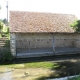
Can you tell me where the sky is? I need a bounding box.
[0,0,80,20]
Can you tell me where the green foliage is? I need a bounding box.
[2,51,13,61]
[70,20,80,32]
[69,75,80,80]
[3,18,8,25]
[0,21,10,38]
[6,27,9,34]
[0,21,3,32]
[2,26,10,38]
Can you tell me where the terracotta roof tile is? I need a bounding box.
[9,11,77,33]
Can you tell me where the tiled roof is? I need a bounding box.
[10,11,77,33]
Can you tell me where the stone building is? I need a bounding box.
[10,11,80,58]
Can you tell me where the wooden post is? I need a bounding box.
[52,35,55,54]
[28,41,30,51]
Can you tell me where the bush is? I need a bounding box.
[70,20,80,32]
[2,51,13,61]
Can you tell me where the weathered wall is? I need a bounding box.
[55,34,76,47]
[74,34,80,47]
[16,33,53,48]
[10,33,16,57]
[55,33,80,47]
[10,33,80,57]
[15,33,80,48]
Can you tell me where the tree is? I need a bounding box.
[0,21,4,37]
[70,20,80,32]
[3,18,8,25]
[0,21,4,32]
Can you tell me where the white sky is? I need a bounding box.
[0,0,80,19]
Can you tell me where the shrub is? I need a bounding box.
[70,20,80,32]
[1,51,13,61]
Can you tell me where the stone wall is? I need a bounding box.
[55,33,80,47]
[55,34,76,47]
[10,33,16,57]
[74,34,80,47]
[10,33,80,57]
[16,33,53,48]
[15,33,80,48]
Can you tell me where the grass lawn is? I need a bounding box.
[0,61,59,69]
[0,61,59,80]
[0,57,80,80]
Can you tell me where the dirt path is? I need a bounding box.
[0,68,12,80]
[13,68,54,80]
[0,68,54,80]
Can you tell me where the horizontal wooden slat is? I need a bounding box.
[0,37,9,47]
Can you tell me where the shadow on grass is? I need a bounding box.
[35,61,80,80]
[0,54,80,65]
[0,54,80,80]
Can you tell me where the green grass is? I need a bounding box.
[0,62,59,69]
[24,62,58,68]
[69,75,80,80]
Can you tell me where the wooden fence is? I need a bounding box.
[0,37,10,59]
